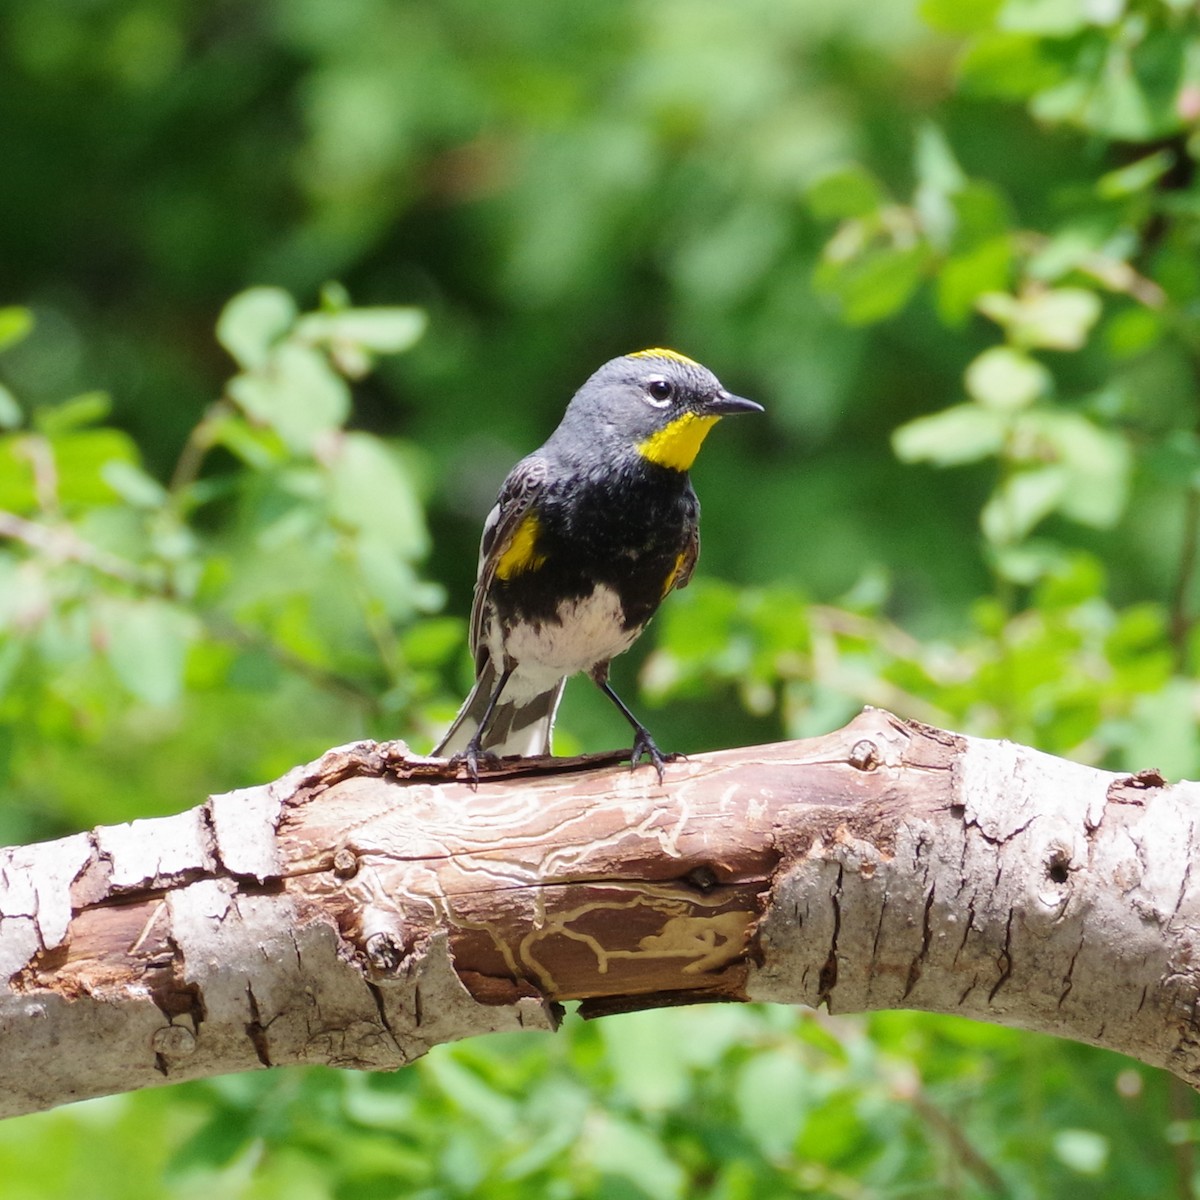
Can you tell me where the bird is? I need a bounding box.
[435,348,763,781]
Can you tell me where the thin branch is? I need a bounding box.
[904,1082,1008,1196]
[167,400,230,497]
[0,510,159,589]
[207,614,384,713]
[0,511,380,711]
[1170,485,1200,672]
[1170,1075,1198,1200]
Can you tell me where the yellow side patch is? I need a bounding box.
[662,550,689,598]
[629,347,700,368]
[637,412,719,472]
[494,512,546,580]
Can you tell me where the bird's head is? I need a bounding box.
[559,348,763,472]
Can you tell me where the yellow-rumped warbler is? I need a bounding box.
[436,349,762,779]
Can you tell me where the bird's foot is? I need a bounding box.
[629,726,679,784]
[448,739,502,789]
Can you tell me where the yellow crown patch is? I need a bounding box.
[629,347,700,368]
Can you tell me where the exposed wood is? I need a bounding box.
[1,708,1198,1118]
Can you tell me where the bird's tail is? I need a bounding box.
[434,659,565,759]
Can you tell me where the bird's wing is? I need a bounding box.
[468,455,550,666]
[667,498,701,595]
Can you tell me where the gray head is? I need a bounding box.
[549,348,762,471]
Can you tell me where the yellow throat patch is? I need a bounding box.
[630,347,700,368]
[494,512,546,580]
[636,412,719,472]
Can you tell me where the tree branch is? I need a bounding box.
[1,708,1198,1118]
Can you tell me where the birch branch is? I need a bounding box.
[1,707,1196,1119]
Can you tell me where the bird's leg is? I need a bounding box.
[454,664,514,785]
[592,666,673,783]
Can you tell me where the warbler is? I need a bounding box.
[435,348,762,780]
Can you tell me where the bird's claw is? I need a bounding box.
[629,726,677,784]
[449,741,502,789]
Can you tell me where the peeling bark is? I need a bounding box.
[2,708,1199,1118]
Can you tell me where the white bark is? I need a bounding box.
[0,709,1196,1118]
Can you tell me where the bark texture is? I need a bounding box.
[0,708,1197,1118]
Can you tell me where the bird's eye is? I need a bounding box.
[645,378,674,406]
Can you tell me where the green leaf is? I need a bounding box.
[734,1052,812,1159]
[914,123,966,248]
[0,384,22,430]
[228,343,349,452]
[806,164,886,221]
[598,1010,692,1111]
[980,465,1068,543]
[998,0,1092,35]
[584,1114,686,1200]
[295,307,427,354]
[1146,430,1200,489]
[1025,226,1120,284]
[1031,27,1186,140]
[165,1107,258,1180]
[422,1053,518,1139]
[206,413,289,471]
[34,392,112,436]
[938,236,1013,325]
[949,181,1012,247]
[327,433,428,558]
[0,436,36,510]
[815,241,928,325]
[401,616,466,667]
[965,347,1051,411]
[1035,551,1106,609]
[99,598,196,706]
[216,287,298,370]
[957,32,1062,99]
[100,460,168,509]
[977,287,1102,350]
[920,0,1003,33]
[1104,306,1163,357]
[1025,410,1131,527]
[1097,148,1176,198]
[988,540,1072,585]
[893,403,1008,466]
[53,429,142,506]
[0,307,33,354]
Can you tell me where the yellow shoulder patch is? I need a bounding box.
[661,549,689,598]
[629,347,700,368]
[494,511,546,580]
[637,412,719,472]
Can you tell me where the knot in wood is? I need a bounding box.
[848,739,880,772]
[1046,848,1071,886]
[365,931,403,973]
[332,847,360,879]
[686,865,720,894]
[151,1024,197,1058]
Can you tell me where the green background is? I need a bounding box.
[3,0,1200,1194]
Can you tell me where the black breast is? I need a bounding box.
[496,458,698,632]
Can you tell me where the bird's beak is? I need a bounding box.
[706,390,764,416]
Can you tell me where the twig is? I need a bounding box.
[0,510,159,589]
[1170,486,1200,672]
[168,400,230,497]
[1170,1075,1197,1200]
[203,614,383,713]
[0,510,381,711]
[906,1085,1008,1196]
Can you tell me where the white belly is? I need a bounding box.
[491,584,640,697]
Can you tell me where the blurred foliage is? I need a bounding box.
[4,0,1200,1195]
